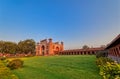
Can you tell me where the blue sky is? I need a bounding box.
[0,0,120,49]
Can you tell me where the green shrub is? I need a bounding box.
[96,50,108,58]
[0,60,18,79]
[96,57,114,67]
[7,59,24,70]
[96,57,120,79]
[100,62,120,79]
[0,56,6,61]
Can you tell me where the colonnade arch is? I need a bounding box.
[59,50,97,55]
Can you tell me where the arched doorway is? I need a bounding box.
[41,45,45,55]
[55,47,59,55]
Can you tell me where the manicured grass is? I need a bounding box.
[12,55,102,79]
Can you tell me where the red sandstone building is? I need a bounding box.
[36,38,104,56]
[36,38,64,55]
[106,34,120,63]
[36,34,120,57]
[58,48,104,55]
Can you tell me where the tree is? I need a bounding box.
[0,41,4,53]
[82,45,89,49]
[0,41,18,54]
[18,39,35,54]
[100,45,106,48]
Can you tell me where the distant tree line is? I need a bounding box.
[0,39,35,54]
[82,45,89,49]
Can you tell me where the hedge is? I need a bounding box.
[0,60,18,79]
[7,59,24,70]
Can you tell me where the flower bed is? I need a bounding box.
[96,57,120,79]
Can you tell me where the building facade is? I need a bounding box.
[106,34,120,63]
[36,38,104,56]
[58,48,104,55]
[36,38,64,55]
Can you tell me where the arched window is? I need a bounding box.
[41,45,45,55]
[54,47,59,55]
[56,47,59,51]
[88,52,90,55]
[92,51,94,54]
[84,52,86,55]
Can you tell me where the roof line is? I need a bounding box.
[106,34,120,49]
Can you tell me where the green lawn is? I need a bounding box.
[12,55,102,79]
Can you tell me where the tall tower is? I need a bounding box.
[61,41,64,51]
[48,38,53,55]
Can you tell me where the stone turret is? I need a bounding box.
[48,38,53,55]
[61,41,63,45]
[49,38,52,43]
[61,41,64,51]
